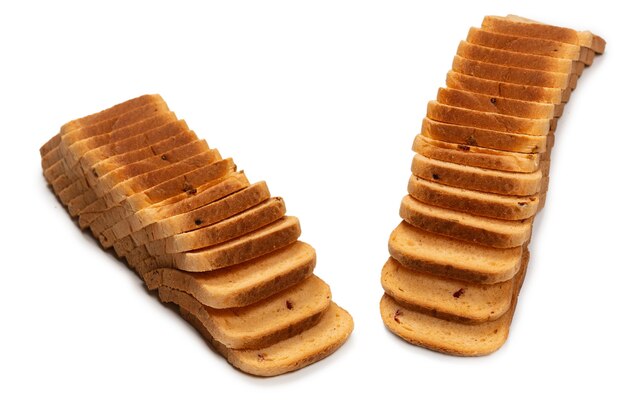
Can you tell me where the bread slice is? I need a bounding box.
[127,172,250,232]
[452,55,571,89]
[413,135,541,173]
[158,274,331,349]
[422,117,550,153]
[436,88,563,120]
[411,152,543,196]
[123,182,271,246]
[380,248,528,356]
[146,197,287,255]
[143,241,316,308]
[179,302,353,377]
[446,70,568,105]
[400,195,532,248]
[381,257,514,323]
[466,27,592,62]
[457,40,579,74]
[389,221,522,283]
[482,15,606,53]
[408,175,540,220]
[40,134,61,159]
[427,101,551,136]
[173,216,301,272]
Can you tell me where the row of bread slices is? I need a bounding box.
[40,95,353,376]
[380,15,605,355]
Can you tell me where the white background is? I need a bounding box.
[1,1,624,416]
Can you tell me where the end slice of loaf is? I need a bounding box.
[179,301,353,377]
[381,257,514,323]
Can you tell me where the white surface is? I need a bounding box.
[1,1,624,416]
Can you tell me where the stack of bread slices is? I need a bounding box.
[40,95,353,376]
[380,15,605,355]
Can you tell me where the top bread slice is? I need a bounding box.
[482,15,606,53]
[466,27,593,62]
